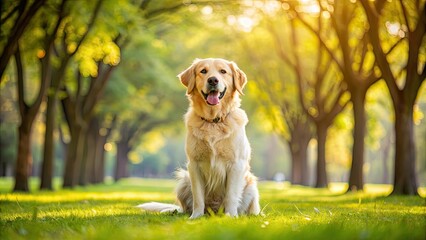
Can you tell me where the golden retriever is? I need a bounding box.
[138,58,260,219]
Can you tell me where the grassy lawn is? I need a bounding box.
[0,178,425,240]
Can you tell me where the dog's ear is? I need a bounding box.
[177,60,198,95]
[229,61,247,95]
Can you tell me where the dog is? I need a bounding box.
[138,58,260,219]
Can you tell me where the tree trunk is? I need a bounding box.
[115,141,130,181]
[62,134,75,187]
[40,57,69,190]
[13,46,48,192]
[93,132,107,183]
[13,122,33,192]
[85,119,98,184]
[381,131,391,184]
[315,121,328,188]
[0,161,6,177]
[348,89,366,191]
[90,116,111,184]
[62,124,84,188]
[289,121,311,186]
[289,141,307,185]
[40,94,56,190]
[78,130,90,186]
[392,103,418,195]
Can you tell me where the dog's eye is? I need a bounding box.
[220,69,227,74]
[200,69,207,74]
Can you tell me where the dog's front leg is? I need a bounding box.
[188,162,205,219]
[224,160,246,217]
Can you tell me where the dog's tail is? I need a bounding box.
[136,202,182,213]
[137,169,189,214]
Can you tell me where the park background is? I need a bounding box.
[0,0,425,194]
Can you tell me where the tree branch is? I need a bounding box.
[69,0,103,57]
[356,34,368,75]
[1,2,20,24]
[326,87,349,124]
[60,85,76,134]
[74,70,85,127]
[14,45,27,117]
[365,68,381,89]
[267,20,296,68]
[360,0,400,103]
[294,11,344,73]
[288,19,311,121]
[45,0,67,50]
[0,0,47,80]
[421,64,426,82]
[83,63,115,117]
[399,0,411,33]
[384,37,404,56]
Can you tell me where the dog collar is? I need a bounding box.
[200,111,231,123]
[201,116,222,123]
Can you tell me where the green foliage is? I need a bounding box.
[0,178,425,240]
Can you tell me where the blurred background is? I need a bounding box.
[0,0,425,193]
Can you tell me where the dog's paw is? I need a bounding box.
[225,212,239,218]
[224,206,238,217]
[189,212,204,219]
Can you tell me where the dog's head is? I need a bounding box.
[178,58,247,106]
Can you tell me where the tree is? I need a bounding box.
[61,59,118,187]
[84,115,115,184]
[265,8,349,187]
[241,37,314,185]
[39,0,101,190]
[105,39,183,181]
[59,0,204,187]
[0,78,18,177]
[59,0,139,188]
[360,0,425,195]
[0,0,47,79]
[11,0,66,191]
[114,113,176,181]
[238,4,348,186]
[12,47,45,192]
[292,0,390,191]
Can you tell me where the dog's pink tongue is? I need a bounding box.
[207,91,220,105]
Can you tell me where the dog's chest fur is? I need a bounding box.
[185,108,249,194]
[188,119,237,163]
[185,108,248,163]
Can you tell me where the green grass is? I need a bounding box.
[0,178,425,240]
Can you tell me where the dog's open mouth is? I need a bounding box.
[202,87,227,105]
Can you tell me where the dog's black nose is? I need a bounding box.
[208,77,218,86]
